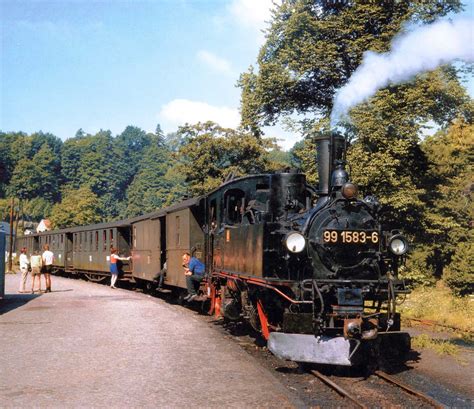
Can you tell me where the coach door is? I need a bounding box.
[159,216,166,274]
[33,236,40,252]
[65,233,74,268]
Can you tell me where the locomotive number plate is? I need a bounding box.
[323,230,379,245]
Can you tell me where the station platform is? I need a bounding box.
[0,272,302,408]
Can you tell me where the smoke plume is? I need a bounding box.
[330,18,474,127]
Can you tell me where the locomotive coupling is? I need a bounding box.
[344,317,379,340]
[344,318,362,338]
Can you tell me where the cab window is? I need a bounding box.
[224,189,245,225]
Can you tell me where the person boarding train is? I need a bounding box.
[182,252,205,302]
[110,247,131,289]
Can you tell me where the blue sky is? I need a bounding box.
[1,0,473,150]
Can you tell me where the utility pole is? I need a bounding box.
[8,197,14,273]
[14,199,21,243]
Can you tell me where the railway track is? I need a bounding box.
[373,370,443,408]
[311,369,366,408]
[311,369,444,408]
[406,317,473,334]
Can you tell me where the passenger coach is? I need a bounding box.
[18,196,207,292]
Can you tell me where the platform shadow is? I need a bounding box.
[49,289,74,293]
[0,293,41,315]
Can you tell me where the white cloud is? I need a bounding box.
[227,0,276,45]
[159,99,301,150]
[197,50,234,75]
[262,124,302,151]
[159,99,240,129]
[228,0,274,30]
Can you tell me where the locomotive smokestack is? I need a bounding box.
[314,131,345,195]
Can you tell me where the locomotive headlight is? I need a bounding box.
[342,183,358,200]
[285,232,306,253]
[388,235,408,256]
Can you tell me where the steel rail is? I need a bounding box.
[311,370,367,409]
[406,318,473,334]
[374,371,443,409]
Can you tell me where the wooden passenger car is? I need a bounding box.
[130,197,206,289]
[16,197,207,288]
[18,220,133,278]
[17,231,67,267]
[66,220,132,278]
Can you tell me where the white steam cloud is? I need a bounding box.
[330,18,474,127]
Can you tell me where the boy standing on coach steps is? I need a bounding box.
[42,244,54,293]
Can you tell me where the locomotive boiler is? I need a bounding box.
[209,132,410,366]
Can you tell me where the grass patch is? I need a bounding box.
[399,281,473,334]
[411,334,460,356]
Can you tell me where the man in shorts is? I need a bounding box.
[42,244,54,293]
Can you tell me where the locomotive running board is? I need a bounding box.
[268,333,360,366]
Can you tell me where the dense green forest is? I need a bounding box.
[1,0,472,295]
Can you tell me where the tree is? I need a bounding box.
[50,186,102,228]
[345,68,470,229]
[175,122,276,195]
[123,136,181,217]
[0,132,27,197]
[239,0,462,132]
[23,197,53,222]
[60,130,130,220]
[420,115,474,294]
[444,242,473,296]
[61,132,91,190]
[115,125,153,185]
[7,144,60,202]
[239,1,469,288]
[29,132,62,158]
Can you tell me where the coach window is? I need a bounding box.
[110,229,114,248]
[133,226,137,248]
[95,231,99,251]
[103,230,107,251]
[224,189,245,225]
[176,216,180,246]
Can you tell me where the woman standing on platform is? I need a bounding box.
[30,250,43,293]
[110,247,130,289]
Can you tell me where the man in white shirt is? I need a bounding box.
[18,247,30,293]
[42,244,54,293]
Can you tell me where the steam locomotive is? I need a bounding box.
[17,132,410,366]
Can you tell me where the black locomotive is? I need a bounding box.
[17,132,410,366]
[209,132,410,366]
